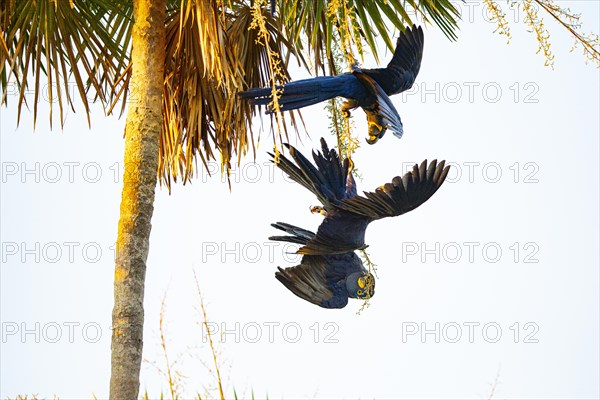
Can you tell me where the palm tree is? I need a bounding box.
[10,0,595,397]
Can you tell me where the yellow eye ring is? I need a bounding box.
[357,289,363,296]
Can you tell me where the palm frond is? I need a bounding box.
[278,0,459,73]
[0,0,129,128]
[2,0,460,188]
[156,0,300,188]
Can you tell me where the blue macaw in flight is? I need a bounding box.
[240,25,424,144]
[269,138,450,308]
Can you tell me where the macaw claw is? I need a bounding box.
[310,205,328,216]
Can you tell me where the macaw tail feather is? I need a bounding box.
[269,222,315,245]
[239,75,358,112]
[267,138,356,209]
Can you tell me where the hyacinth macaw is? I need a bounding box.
[271,222,375,308]
[269,138,449,308]
[240,25,424,144]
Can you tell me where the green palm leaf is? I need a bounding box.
[278,0,459,70]
[0,0,129,128]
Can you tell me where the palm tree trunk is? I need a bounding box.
[110,1,165,399]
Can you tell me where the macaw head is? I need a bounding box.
[346,272,375,299]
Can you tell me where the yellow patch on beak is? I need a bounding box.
[358,276,366,288]
[368,121,383,131]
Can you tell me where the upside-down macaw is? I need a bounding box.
[269,138,450,308]
[271,222,375,309]
[240,25,424,144]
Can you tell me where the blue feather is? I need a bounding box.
[239,74,366,112]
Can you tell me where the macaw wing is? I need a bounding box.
[275,255,349,309]
[354,71,404,141]
[339,160,450,220]
[385,24,424,94]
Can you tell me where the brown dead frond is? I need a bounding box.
[157,0,301,189]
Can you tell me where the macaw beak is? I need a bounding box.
[366,135,379,145]
[366,121,387,144]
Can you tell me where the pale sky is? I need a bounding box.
[1,2,599,399]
